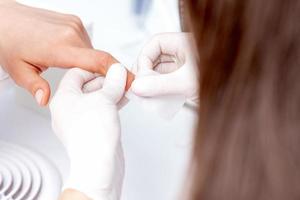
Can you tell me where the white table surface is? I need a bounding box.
[0,1,197,199]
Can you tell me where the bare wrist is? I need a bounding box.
[60,189,92,200]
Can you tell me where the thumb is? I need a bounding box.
[12,63,50,106]
[131,70,185,97]
[101,63,127,104]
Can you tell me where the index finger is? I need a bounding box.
[42,47,135,90]
[58,68,95,95]
[41,47,117,75]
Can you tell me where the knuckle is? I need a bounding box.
[72,21,84,33]
[103,53,114,66]
[30,81,40,91]
[142,34,164,51]
[69,14,81,22]
[11,73,27,88]
[95,51,114,67]
[62,26,79,39]
[68,15,84,31]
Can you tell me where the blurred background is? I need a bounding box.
[0,0,197,199]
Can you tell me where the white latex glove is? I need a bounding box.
[131,32,199,105]
[50,63,127,200]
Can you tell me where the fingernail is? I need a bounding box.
[35,89,44,105]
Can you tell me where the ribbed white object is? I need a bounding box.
[0,141,61,200]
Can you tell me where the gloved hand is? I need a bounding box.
[50,64,127,200]
[131,32,199,105]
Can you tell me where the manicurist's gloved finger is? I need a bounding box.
[58,68,96,95]
[101,63,127,103]
[130,33,199,103]
[135,33,187,73]
[9,62,50,106]
[82,76,105,93]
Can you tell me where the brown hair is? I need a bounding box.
[184,0,300,199]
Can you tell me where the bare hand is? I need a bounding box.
[0,1,116,106]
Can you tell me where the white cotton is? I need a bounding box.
[126,69,186,120]
[126,89,185,120]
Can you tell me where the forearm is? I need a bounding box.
[60,189,92,200]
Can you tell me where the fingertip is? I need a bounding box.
[102,63,127,103]
[35,89,44,105]
[33,82,51,106]
[92,50,118,75]
[9,62,51,107]
[130,79,145,96]
[108,63,127,78]
[105,63,127,90]
[131,76,160,97]
[41,88,51,106]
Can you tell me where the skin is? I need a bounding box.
[60,189,92,200]
[0,0,134,106]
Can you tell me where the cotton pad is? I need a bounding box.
[126,91,185,120]
[126,69,186,120]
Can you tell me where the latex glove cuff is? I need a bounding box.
[63,146,124,200]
